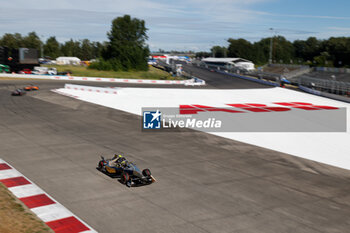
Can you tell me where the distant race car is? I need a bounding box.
[0,64,10,73]
[19,69,32,74]
[11,89,26,96]
[97,155,155,187]
[24,85,39,91]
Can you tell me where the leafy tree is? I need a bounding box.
[80,39,93,60]
[293,37,321,62]
[44,36,60,58]
[195,51,211,58]
[100,15,150,71]
[61,39,104,60]
[73,41,83,59]
[23,32,41,49]
[61,39,75,57]
[271,36,295,63]
[323,37,350,67]
[210,46,226,58]
[227,38,254,61]
[0,33,24,49]
[23,32,42,56]
[314,52,332,66]
[91,41,105,59]
[253,38,271,64]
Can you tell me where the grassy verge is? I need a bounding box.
[0,183,52,233]
[43,65,182,80]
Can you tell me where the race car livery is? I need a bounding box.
[97,155,155,187]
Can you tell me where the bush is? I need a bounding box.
[89,57,149,72]
[89,58,113,71]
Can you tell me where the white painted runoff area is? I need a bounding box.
[55,86,350,170]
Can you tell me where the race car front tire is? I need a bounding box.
[142,169,151,177]
[121,172,130,184]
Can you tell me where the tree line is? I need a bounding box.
[199,36,350,68]
[0,32,105,60]
[0,15,149,71]
[3,22,350,69]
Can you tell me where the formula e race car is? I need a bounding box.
[11,88,26,96]
[97,156,155,187]
[24,85,39,91]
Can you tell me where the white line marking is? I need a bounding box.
[31,203,73,222]
[0,170,23,180]
[9,184,44,198]
[80,230,98,233]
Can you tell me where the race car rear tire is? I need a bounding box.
[121,172,130,184]
[142,169,151,177]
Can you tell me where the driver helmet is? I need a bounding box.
[120,160,128,167]
[116,154,125,162]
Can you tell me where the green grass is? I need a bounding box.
[43,65,182,80]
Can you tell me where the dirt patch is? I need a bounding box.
[0,183,52,233]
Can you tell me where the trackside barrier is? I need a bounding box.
[0,73,206,86]
[315,67,350,74]
[64,84,119,94]
[215,70,279,87]
[299,85,322,96]
[299,76,350,95]
[299,85,350,103]
[0,159,97,233]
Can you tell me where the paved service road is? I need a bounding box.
[0,81,350,233]
[181,63,271,89]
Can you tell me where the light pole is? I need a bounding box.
[269,28,273,64]
[40,35,45,58]
[40,43,43,58]
[211,41,215,57]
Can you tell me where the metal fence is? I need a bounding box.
[299,76,350,96]
[194,62,310,83]
[250,65,312,81]
[315,67,350,74]
[194,61,251,75]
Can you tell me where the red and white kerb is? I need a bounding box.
[0,159,96,233]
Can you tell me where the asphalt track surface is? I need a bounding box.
[0,77,350,233]
[0,64,271,89]
[179,63,271,89]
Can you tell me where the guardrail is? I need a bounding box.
[217,70,279,87]
[315,67,350,74]
[299,85,350,103]
[250,65,312,81]
[299,76,350,96]
[268,64,310,69]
